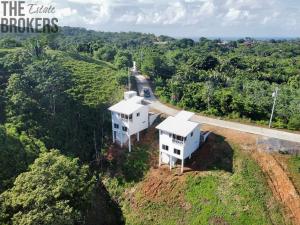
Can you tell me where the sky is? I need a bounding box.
[5,0,300,37]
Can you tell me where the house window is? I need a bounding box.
[129,114,132,120]
[122,126,128,132]
[191,132,193,137]
[173,134,184,141]
[137,112,140,117]
[121,114,129,120]
[174,148,181,155]
[162,144,169,151]
[114,123,119,129]
[160,131,168,136]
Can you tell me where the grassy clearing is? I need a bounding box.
[49,51,124,107]
[123,151,286,224]
[287,156,300,193]
[103,133,288,225]
[185,149,286,225]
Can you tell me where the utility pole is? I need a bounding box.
[269,87,279,128]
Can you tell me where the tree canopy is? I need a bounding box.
[0,150,95,225]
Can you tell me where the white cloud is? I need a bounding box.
[56,7,77,18]
[115,0,217,26]
[8,0,297,37]
[225,0,273,10]
[261,11,279,25]
[225,8,241,21]
[199,1,215,16]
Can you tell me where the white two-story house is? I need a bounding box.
[108,91,149,152]
[156,111,201,173]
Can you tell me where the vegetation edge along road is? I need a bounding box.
[134,73,300,143]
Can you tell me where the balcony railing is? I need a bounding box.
[172,139,184,145]
[121,118,132,122]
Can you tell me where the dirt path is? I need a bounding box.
[252,152,300,225]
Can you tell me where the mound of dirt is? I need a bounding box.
[129,167,188,210]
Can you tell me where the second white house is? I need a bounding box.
[156,111,201,173]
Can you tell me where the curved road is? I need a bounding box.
[134,72,300,143]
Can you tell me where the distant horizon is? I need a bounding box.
[61,25,300,41]
[50,0,300,37]
[1,0,299,37]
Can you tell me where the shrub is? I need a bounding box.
[288,114,300,130]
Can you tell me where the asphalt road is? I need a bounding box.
[134,72,300,143]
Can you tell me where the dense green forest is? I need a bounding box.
[6,27,296,129]
[0,27,299,224]
[0,28,130,224]
[136,38,300,130]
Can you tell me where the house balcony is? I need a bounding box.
[121,118,133,122]
[120,113,133,122]
[172,139,184,145]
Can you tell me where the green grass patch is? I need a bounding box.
[122,145,150,182]
[287,156,300,193]
[0,48,21,57]
[117,145,288,225]
[185,149,286,225]
[123,200,184,225]
[49,51,124,107]
[102,144,152,202]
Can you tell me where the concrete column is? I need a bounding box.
[127,117,130,151]
[121,131,123,148]
[128,134,131,152]
[189,154,191,159]
[112,129,115,143]
[137,132,140,142]
[159,151,161,167]
[112,112,115,143]
[169,155,172,171]
[181,158,184,174]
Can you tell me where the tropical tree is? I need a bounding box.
[0,125,46,191]
[0,150,95,225]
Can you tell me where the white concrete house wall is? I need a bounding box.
[156,111,201,173]
[109,91,149,152]
[183,128,201,159]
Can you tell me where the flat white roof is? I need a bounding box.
[125,91,137,95]
[156,111,199,137]
[174,111,194,121]
[124,91,137,98]
[108,100,144,115]
[127,96,144,104]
